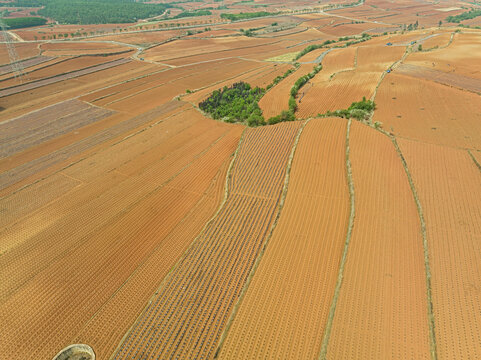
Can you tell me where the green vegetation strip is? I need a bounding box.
[467,150,481,173]
[389,135,438,360]
[220,11,279,21]
[214,119,310,359]
[318,118,355,360]
[0,16,47,29]
[447,8,481,23]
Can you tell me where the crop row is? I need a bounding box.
[114,121,302,359]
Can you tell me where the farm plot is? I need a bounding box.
[113,121,302,360]
[373,73,481,149]
[326,121,431,360]
[217,118,349,360]
[40,41,131,56]
[0,99,114,159]
[95,58,263,114]
[0,60,155,120]
[396,63,481,94]
[152,40,295,67]
[0,42,39,65]
[320,21,381,37]
[420,32,452,50]
[88,30,183,46]
[0,111,242,360]
[0,100,183,192]
[183,62,292,105]
[405,32,481,80]
[398,138,481,360]
[0,54,128,89]
[0,56,54,76]
[143,36,274,62]
[356,44,405,71]
[259,64,314,119]
[296,70,379,118]
[0,58,131,98]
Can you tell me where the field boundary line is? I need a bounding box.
[318,118,355,360]
[108,127,247,360]
[468,150,481,173]
[389,134,438,360]
[213,119,311,359]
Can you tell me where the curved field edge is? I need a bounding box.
[109,127,248,358]
[318,118,355,360]
[390,135,437,360]
[213,118,310,358]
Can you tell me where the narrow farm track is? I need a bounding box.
[325,122,431,360]
[398,139,481,360]
[113,121,302,360]
[217,118,349,360]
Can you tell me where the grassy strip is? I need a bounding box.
[266,64,299,91]
[318,118,355,360]
[389,135,438,360]
[295,34,371,62]
[213,119,310,359]
[467,150,481,173]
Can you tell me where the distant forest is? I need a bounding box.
[1,16,47,28]
[6,0,172,24]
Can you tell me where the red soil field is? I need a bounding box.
[0,57,131,97]
[0,60,156,120]
[421,32,452,49]
[398,138,481,360]
[0,42,39,65]
[356,44,405,71]
[327,121,431,360]
[406,32,481,80]
[13,23,137,41]
[88,58,262,114]
[373,73,481,149]
[297,70,379,118]
[183,63,292,105]
[297,44,402,117]
[396,63,481,93]
[113,121,302,360]
[259,64,314,119]
[218,118,349,360]
[0,108,242,360]
[88,29,183,45]
[0,99,113,159]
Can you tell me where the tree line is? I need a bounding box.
[8,0,171,24]
[1,16,47,29]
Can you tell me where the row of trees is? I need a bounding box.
[325,97,376,121]
[447,8,481,23]
[220,11,277,21]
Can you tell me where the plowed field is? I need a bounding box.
[0,109,242,360]
[326,122,430,360]
[398,139,481,360]
[259,64,314,119]
[113,121,302,360]
[373,73,481,149]
[217,118,349,360]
